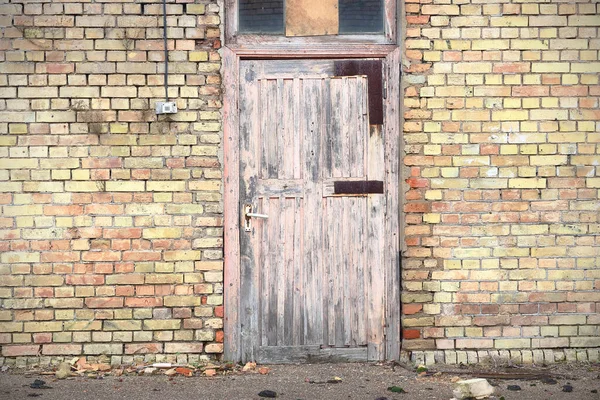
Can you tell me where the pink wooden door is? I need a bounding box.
[238,59,390,363]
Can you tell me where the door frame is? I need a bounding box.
[223,45,402,362]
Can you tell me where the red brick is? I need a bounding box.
[2,345,40,357]
[85,297,124,308]
[124,297,163,307]
[42,344,82,355]
[103,228,142,239]
[65,274,105,285]
[403,329,421,339]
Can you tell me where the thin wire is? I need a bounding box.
[162,0,169,102]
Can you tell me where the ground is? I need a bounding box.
[1,362,599,400]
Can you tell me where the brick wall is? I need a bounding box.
[0,0,224,363]
[402,0,600,362]
[1,0,599,366]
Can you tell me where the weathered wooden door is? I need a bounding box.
[238,59,396,363]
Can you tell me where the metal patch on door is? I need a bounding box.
[333,180,384,195]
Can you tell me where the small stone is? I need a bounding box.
[258,390,277,398]
[562,384,573,393]
[55,362,71,379]
[590,389,597,394]
[507,385,521,391]
[453,379,495,400]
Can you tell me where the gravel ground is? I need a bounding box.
[0,362,599,400]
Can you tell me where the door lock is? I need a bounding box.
[244,204,268,232]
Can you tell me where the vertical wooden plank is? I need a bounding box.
[330,78,342,178]
[283,197,294,345]
[342,197,351,346]
[293,78,305,346]
[340,77,350,177]
[276,79,285,179]
[224,0,237,43]
[356,197,367,346]
[384,48,401,361]
[262,198,281,346]
[293,197,304,345]
[333,199,344,347]
[366,130,385,361]
[223,48,240,361]
[347,77,358,177]
[302,78,323,345]
[384,0,397,44]
[267,80,279,179]
[239,60,261,362]
[282,79,294,180]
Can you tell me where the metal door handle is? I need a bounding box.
[246,212,268,219]
[244,204,268,232]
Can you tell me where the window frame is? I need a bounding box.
[225,0,397,46]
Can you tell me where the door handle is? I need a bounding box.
[244,204,268,232]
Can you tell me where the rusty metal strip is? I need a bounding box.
[333,180,384,195]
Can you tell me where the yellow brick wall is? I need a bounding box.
[403,0,600,355]
[0,1,224,361]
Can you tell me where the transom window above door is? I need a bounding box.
[225,0,396,45]
[239,0,384,35]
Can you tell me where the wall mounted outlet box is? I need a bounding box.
[155,101,178,115]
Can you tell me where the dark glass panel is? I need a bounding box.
[339,0,384,34]
[239,0,284,33]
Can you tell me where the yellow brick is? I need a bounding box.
[530,110,568,120]
[189,181,221,191]
[490,16,528,27]
[453,62,492,73]
[511,40,549,50]
[65,181,102,192]
[472,40,510,50]
[9,124,28,134]
[3,205,43,216]
[423,213,441,224]
[186,4,205,14]
[0,158,38,169]
[452,110,490,121]
[1,252,40,263]
[110,123,128,134]
[495,110,530,123]
[431,179,468,189]
[495,339,531,349]
[163,250,201,261]
[531,62,570,73]
[146,181,186,192]
[189,51,208,62]
[503,98,521,108]
[452,156,489,166]
[71,170,90,180]
[568,16,600,26]
[105,181,145,192]
[142,228,183,239]
[423,145,441,156]
[530,155,568,166]
[508,178,547,188]
[51,170,71,180]
[165,204,204,214]
[571,63,600,73]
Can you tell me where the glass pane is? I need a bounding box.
[339,0,384,34]
[239,0,284,34]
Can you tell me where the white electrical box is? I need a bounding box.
[155,101,178,115]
